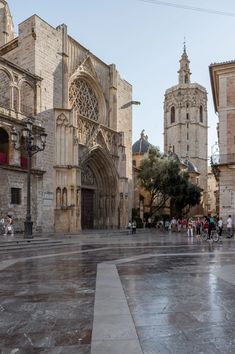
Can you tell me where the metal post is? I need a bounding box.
[24,147,33,238]
[11,120,47,239]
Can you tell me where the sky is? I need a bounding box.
[7,0,235,154]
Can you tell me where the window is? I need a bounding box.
[187,132,189,140]
[69,78,99,121]
[11,188,21,205]
[185,75,189,84]
[133,160,136,166]
[187,123,189,129]
[200,106,203,123]
[186,113,189,120]
[170,106,175,123]
[187,145,189,152]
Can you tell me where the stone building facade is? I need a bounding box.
[210,60,235,220]
[164,45,208,213]
[132,130,152,221]
[0,1,133,233]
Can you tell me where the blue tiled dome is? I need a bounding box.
[132,130,150,154]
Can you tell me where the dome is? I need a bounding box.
[132,130,150,154]
[185,159,199,173]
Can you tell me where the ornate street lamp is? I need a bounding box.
[11,119,47,238]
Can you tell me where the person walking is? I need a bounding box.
[218,217,223,238]
[226,215,233,238]
[187,218,193,237]
[195,217,202,236]
[4,214,14,236]
[208,214,215,240]
[132,220,137,234]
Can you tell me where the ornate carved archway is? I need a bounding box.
[81,147,118,229]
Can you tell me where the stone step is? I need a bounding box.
[0,238,66,252]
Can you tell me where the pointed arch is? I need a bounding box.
[81,146,119,229]
[56,113,70,165]
[20,81,35,116]
[69,68,107,125]
[170,106,175,123]
[0,69,11,109]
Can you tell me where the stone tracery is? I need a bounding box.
[69,78,99,121]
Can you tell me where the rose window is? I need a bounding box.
[69,79,99,121]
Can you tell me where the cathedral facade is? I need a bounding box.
[0,1,133,233]
[163,46,208,213]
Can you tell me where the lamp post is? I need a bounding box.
[11,119,47,238]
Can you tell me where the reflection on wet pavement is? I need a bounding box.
[0,231,235,353]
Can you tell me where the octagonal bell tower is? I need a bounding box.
[163,44,208,209]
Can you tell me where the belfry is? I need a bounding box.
[163,44,208,213]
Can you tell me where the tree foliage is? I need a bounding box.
[138,146,202,216]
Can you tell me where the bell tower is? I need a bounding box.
[163,44,208,211]
[0,0,14,47]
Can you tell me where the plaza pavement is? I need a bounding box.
[1,229,235,353]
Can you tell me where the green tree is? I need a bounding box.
[138,146,181,214]
[170,172,202,217]
[138,146,201,216]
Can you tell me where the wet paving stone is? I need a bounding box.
[1,231,235,353]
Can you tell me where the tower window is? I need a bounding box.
[187,132,189,140]
[170,106,175,123]
[185,75,189,84]
[187,145,189,152]
[200,105,203,123]
[186,113,189,120]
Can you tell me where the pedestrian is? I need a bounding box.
[171,217,177,232]
[218,217,223,237]
[4,214,14,236]
[226,215,233,238]
[127,220,132,235]
[132,220,137,234]
[165,220,170,231]
[187,218,193,237]
[177,218,182,232]
[208,214,215,240]
[195,217,201,235]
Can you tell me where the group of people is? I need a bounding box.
[0,214,14,236]
[164,214,233,239]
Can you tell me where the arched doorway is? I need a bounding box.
[81,147,118,229]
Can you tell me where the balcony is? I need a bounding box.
[211,153,235,165]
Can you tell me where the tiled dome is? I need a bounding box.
[132,130,150,154]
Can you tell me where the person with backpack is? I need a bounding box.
[208,214,215,240]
